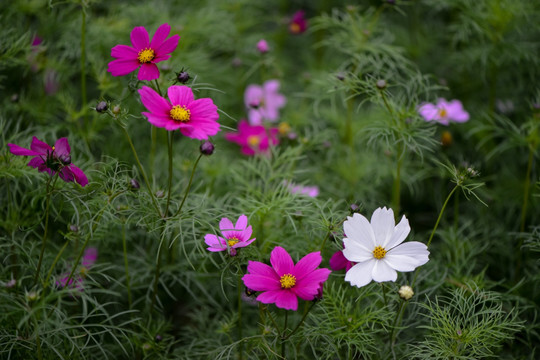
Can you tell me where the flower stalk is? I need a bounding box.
[34,175,57,286]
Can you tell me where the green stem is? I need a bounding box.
[519,147,534,233]
[389,300,405,348]
[150,126,157,179]
[34,318,43,360]
[154,79,162,96]
[282,302,316,341]
[392,147,404,214]
[165,131,174,217]
[281,311,289,359]
[43,239,69,290]
[173,154,203,217]
[122,223,132,309]
[381,283,388,306]
[121,127,162,217]
[237,275,244,360]
[454,191,460,230]
[34,176,54,286]
[319,231,331,252]
[150,234,165,310]
[344,97,353,147]
[80,7,87,126]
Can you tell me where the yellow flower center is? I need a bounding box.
[278,122,291,135]
[80,267,88,276]
[372,246,387,260]
[137,48,155,64]
[247,135,261,146]
[51,146,55,151]
[438,108,448,118]
[280,273,296,289]
[227,237,239,247]
[290,23,301,33]
[170,105,191,122]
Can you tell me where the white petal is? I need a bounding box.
[343,213,376,248]
[387,242,430,266]
[384,254,421,272]
[345,260,376,288]
[343,237,373,262]
[385,215,411,249]
[370,207,395,246]
[372,260,398,282]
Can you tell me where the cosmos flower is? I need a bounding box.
[57,247,98,291]
[108,23,180,81]
[244,80,286,125]
[8,137,88,187]
[205,215,256,256]
[285,181,319,197]
[138,85,220,140]
[329,245,355,272]
[256,39,269,53]
[342,207,429,288]
[225,120,279,156]
[289,10,308,34]
[418,98,470,125]
[242,246,331,311]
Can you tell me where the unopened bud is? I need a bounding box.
[96,101,108,113]
[199,141,215,155]
[69,224,79,233]
[177,71,190,84]
[130,178,140,190]
[376,79,387,90]
[155,334,163,343]
[398,285,414,300]
[112,105,121,114]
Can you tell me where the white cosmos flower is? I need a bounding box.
[342,207,429,288]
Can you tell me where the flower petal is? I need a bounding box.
[8,144,41,156]
[108,58,140,77]
[386,215,410,249]
[137,63,160,81]
[235,214,248,230]
[53,138,70,157]
[219,217,234,231]
[383,254,422,272]
[371,260,397,282]
[270,246,295,276]
[345,260,376,288]
[343,236,373,263]
[156,35,180,58]
[111,44,138,59]
[139,86,171,115]
[293,268,331,300]
[274,290,298,311]
[247,260,279,280]
[371,207,395,247]
[150,23,171,49]
[130,26,150,50]
[30,136,52,154]
[387,242,429,266]
[188,98,219,123]
[243,275,280,292]
[68,165,88,187]
[28,156,45,169]
[167,85,194,107]
[329,250,349,271]
[343,213,376,248]
[293,251,322,281]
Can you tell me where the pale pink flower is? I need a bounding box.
[205,215,256,256]
[418,98,469,125]
[256,39,269,53]
[244,80,286,125]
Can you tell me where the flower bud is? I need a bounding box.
[96,101,108,113]
[376,79,387,90]
[155,334,163,343]
[5,279,16,288]
[112,105,121,114]
[199,141,215,156]
[257,39,269,54]
[398,285,414,300]
[155,190,164,198]
[130,178,140,190]
[69,224,79,233]
[142,343,151,351]
[177,71,190,84]
[26,291,39,302]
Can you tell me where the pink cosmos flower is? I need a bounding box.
[108,23,180,81]
[256,39,269,54]
[289,10,308,34]
[8,137,88,187]
[418,98,470,125]
[138,85,220,140]
[205,215,256,256]
[242,246,331,311]
[329,246,355,272]
[285,181,319,197]
[57,247,98,291]
[225,120,279,156]
[244,80,287,125]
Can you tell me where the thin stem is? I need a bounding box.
[34,176,54,286]
[34,318,43,360]
[389,300,405,349]
[165,131,174,217]
[154,79,163,96]
[381,283,388,306]
[282,301,316,341]
[281,311,289,359]
[43,239,69,290]
[392,147,404,214]
[151,232,166,310]
[80,7,87,126]
[454,191,460,230]
[344,97,353,147]
[237,275,244,360]
[519,147,534,233]
[121,126,162,217]
[173,154,203,217]
[122,223,132,309]
[319,231,331,252]
[150,126,157,179]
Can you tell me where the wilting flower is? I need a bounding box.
[289,10,308,34]
[418,98,469,125]
[256,39,269,54]
[242,246,331,311]
[108,23,180,81]
[205,215,256,256]
[244,80,286,125]
[138,85,220,139]
[285,181,319,197]
[8,137,88,187]
[342,207,429,288]
[329,245,355,272]
[225,120,279,156]
[57,247,98,291]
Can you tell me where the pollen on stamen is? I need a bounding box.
[137,48,155,64]
[438,108,448,118]
[227,237,239,247]
[279,273,296,289]
[372,246,387,260]
[247,135,260,147]
[170,105,191,122]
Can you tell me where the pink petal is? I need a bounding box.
[188,98,219,123]
[236,225,253,242]
[247,260,279,280]
[219,217,235,231]
[156,35,180,58]
[418,103,438,121]
[28,156,46,169]
[293,268,331,300]
[111,44,138,59]
[59,167,75,183]
[137,63,160,81]
[233,238,256,248]
[30,136,52,154]
[68,165,88,187]
[142,113,176,130]
[270,246,294,276]
[8,143,41,156]
[108,58,140,76]
[167,85,194,106]
[235,215,248,230]
[329,250,349,271]
[130,26,150,50]
[274,290,298,310]
[53,138,70,157]
[138,86,171,115]
[150,23,171,49]
[82,247,98,267]
[247,109,263,125]
[244,85,263,107]
[263,80,281,94]
[204,234,222,247]
[255,290,282,305]
[293,251,322,280]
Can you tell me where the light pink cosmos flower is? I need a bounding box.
[244,80,286,125]
[285,181,319,197]
[108,23,180,81]
[256,39,269,54]
[418,98,470,125]
[225,120,279,156]
[8,137,88,187]
[138,85,220,140]
[289,10,308,34]
[205,215,256,256]
[57,247,98,291]
[242,246,331,311]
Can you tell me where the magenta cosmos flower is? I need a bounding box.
[108,23,180,81]
[138,85,220,139]
[225,120,279,156]
[57,247,98,291]
[205,215,256,256]
[418,98,470,125]
[289,10,308,34]
[242,246,331,311]
[8,137,88,187]
[244,80,286,125]
[256,39,269,54]
[329,244,355,272]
